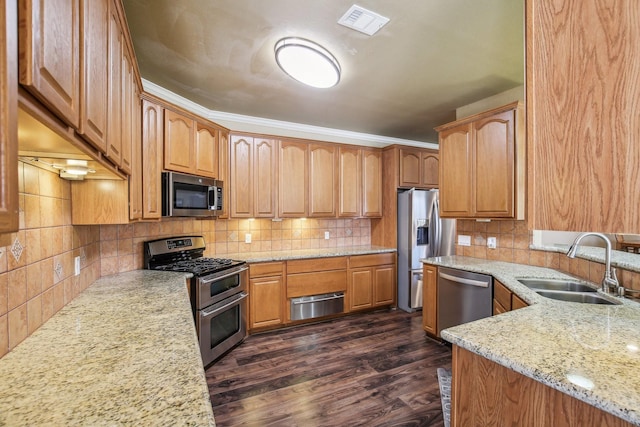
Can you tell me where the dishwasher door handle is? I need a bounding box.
[439,272,489,288]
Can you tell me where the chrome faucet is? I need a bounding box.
[566,232,619,294]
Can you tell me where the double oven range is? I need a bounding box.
[144,236,248,367]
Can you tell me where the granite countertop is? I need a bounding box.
[0,270,215,427]
[423,255,640,425]
[225,245,396,263]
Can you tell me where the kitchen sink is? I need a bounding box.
[534,290,622,305]
[517,278,597,293]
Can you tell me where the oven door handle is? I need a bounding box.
[201,292,248,317]
[200,266,248,284]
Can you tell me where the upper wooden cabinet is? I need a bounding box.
[0,0,19,233]
[399,147,439,189]
[164,108,219,178]
[141,97,163,220]
[278,140,308,218]
[436,101,525,220]
[18,0,80,128]
[309,143,337,217]
[338,147,382,218]
[230,134,277,218]
[528,1,640,233]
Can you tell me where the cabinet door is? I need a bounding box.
[278,140,308,217]
[106,2,122,167]
[338,146,361,217]
[250,275,284,329]
[230,135,253,217]
[349,269,372,311]
[128,85,142,220]
[217,130,230,219]
[439,124,472,217]
[79,0,108,152]
[0,0,19,232]
[141,99,163,219]
[19,0,80,128]
[399,148,421,187]
[309,143,337,217]
[474,110,514,217]
[254,138,277,217]
[421,151,439,188]
[195,123,218,178]
[119,51,132,174]
[164,109,194,173]
[362,148,382,217]
[422,264,437,335]
[373,265,395,306]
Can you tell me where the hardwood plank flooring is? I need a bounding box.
[206,309,452,426]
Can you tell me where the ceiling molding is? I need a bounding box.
[142,79,439,149]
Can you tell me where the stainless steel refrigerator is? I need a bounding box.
[397,189,456,312]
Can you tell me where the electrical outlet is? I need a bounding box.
[324,231,330,240]
[74,256,81,276]
[458,235,471,246]
[487,237,497,249]
[245,233,252,243]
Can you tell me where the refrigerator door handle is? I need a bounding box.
[433,196,443,256]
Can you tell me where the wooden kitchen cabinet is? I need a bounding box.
[362,148,382,217]
[493,279,528,315]
[399,147,440,189]
[217,130,230,218]
[528,1,640,233]
[229,134,277,218]
[278,140,308,217]
[249,262,285,330]
[338,146,382,218]
[309,143,337,217]
[347,253,396,312]
[422,264,438,336]
[140,97,163,219]
[195,123,219,178]
[436,101,525,220]
[0,0,19,233]
[19,0,80,128]
[106,0,122,167]
[128,83,142,220]
[119,50,133,175]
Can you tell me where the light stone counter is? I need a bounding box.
[225,245,396,263]
[0,270,215,427]
[423,255,640,425]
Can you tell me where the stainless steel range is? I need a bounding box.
[144,236,248,367]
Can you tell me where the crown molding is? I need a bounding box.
[142,79,438,149]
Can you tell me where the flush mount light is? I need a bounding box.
[274,37,341,88]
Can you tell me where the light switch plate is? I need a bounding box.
[458,235,471,246]
[74,256,81,276]
[245,233,252,243]
[325,231,330,240]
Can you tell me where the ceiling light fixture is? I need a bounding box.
[274,37,341,88]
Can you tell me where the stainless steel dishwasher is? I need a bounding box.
[437,267,493,335]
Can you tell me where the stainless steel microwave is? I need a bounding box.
[162,172,223,218]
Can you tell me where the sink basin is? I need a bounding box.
[517,278,597,293]
[535,290,622,305]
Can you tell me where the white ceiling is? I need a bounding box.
[122,0,524,145]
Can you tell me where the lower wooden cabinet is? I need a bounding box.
[422,264,438,336]
[249,262,285,330]
[347,253,396,311]
[493,279,528,315]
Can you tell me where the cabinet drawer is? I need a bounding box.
[287,257,347,274]
[349,253,395,268]
[250,261,283,278]
[493,279,512,310]
[287,270,347,298]
[512,294,529,310]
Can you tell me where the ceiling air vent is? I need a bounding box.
[338,4,390,36]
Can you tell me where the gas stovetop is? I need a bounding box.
[144,236,245,277]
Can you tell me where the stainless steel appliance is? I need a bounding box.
[397,189,455,312]
[144,236,247,367]
[162,172,223,217]
[437,267,492,335]
[290,292,344,321]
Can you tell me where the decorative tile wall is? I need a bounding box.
[0,163,101,357]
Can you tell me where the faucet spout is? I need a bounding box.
[566,232,619,294]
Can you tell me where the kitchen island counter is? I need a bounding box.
[0,270,215,426]
[423,255,640,425]
[226,245,396,263]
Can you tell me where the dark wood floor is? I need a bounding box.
[206,309,452,427]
